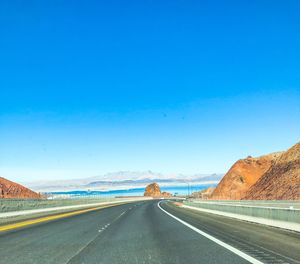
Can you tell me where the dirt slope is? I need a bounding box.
[244,142,300,200]
[211,153,280,200]
[0,177,41,199]
[191,187,215,199]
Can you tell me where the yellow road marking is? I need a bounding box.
[0,203,124,233]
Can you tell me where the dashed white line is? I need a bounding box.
[98,222,112,233]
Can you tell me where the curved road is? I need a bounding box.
[0,200,299,264]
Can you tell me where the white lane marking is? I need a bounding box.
[98,221,113,233]
[157,201,263,264]
[67,203,136,264]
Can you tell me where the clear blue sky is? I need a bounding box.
[1,0,300,182]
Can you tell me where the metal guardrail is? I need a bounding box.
[184,201,300,224]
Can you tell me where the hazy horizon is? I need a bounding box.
[1,1,300,182]
[19,170,223,184]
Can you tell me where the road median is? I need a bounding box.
[0,197,151,229]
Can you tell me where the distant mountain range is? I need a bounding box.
[24,171,223,192]
[4,140,299,199]
[4,141,299,199]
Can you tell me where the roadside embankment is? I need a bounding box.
[181,200,300,232]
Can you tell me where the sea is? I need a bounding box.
[49,184,216,198]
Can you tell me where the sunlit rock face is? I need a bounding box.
[211,153,281,200]
[244,142,300,200]
[191,187,215,199]
[144,183,172,198]
[0,177,41,199]
[161,191,172,198]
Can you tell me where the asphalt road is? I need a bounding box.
[0,200,299,264]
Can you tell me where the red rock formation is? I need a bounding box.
[144,183,161,197]
[191,187,215,199]
[211,153,280,200]
[161,191,172,198]
[144,183,172,198]
[0,177,41,199]
[244,142,300,200]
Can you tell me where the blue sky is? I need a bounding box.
[1,0,300,182]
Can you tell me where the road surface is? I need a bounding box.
[0,200,299,264]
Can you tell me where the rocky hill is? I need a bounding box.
[0,177,41,199]
[191,187,215,199]
[144,183,172,198]
[244,142,300,200]
[211,153,281,200]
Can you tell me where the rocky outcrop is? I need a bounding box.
[244,142,300,200]
[191,187,215,199]
[161,191,172,198]
[144,183,172,198]
[211,153,281,200]
[144,183,161,197]
[0,177,41,199]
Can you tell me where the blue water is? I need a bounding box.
[49,184,216,197]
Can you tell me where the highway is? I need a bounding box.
[0,200,299,264]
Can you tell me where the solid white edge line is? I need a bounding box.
[157,201,264,264]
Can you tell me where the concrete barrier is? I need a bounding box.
[0,197,152,225]
[0,197,152,213]
[183,201,300,232]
